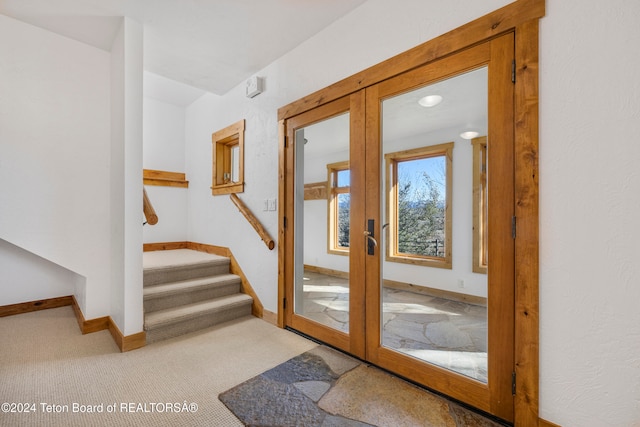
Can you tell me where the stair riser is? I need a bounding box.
[145,282,241,313]
[145,303,252,344]
[144,263,230,287]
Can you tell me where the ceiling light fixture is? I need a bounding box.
[418,95,443,107]
[460,131,479,140]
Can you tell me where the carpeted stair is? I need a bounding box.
[143,251,253,344]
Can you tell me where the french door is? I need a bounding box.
[282,33,515,422]
[283,92,367,358]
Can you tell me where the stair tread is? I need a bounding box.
[144,274,241,299]
[145,293,253,329]
[143,249,229,271]
[143,257,229,274]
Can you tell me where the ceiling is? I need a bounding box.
[0,0,368,98]
[303,67,488,159]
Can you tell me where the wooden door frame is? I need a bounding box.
[280,94,367,358]
[278,0,543,424]
[363,33,515,421]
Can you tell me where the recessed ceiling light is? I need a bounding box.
[460,131,479,140]
[418,95,443,107]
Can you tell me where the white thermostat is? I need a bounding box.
[245,76,263,98]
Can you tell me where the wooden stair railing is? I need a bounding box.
[143,187,158,225]
[229,193,275,250]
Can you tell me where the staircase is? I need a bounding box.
[143,249,253,344]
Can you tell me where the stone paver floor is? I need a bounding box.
[299,270,488,382]
[219,345,504,426]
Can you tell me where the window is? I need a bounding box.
[327,161,350,255]
[211,119,244,195]
[385,142,453,268]
[471,136,487,273]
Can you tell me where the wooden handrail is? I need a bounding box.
[229,193,275,250]
[143,187,158,225]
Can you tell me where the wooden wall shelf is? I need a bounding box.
[304,181,328,200]
[143,169,189,188]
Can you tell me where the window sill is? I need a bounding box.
[211,182,244,196]
[328,248,349,256]
[386,254,452,269]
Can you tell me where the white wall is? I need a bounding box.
[142,95,188,243]
[0,14,112,318]
[109,17,144,336]
[185,90,281,310]
[302,123,350,276]
[142,185,188,243]
[143,97,185,171]
[539,0,640,425]
[183,0,640,425]
[0,14,145,337]
[0,239,84,305]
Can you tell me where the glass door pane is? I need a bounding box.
[380,67,489,382]
[283,33,514,422]
[365,34,515,420]
[293,112,351,333]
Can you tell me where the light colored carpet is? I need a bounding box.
[0,307,316,426]
[143,249,227,270]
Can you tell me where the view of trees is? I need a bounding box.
[397,168,446,258]
[332,156,446,257]
[337,193,350,247]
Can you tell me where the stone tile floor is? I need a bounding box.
[219,345,505,427]
[300,270,488,382]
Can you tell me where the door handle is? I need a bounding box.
[365,219,377,255]
[364,231,378,246]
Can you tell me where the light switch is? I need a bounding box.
[268,198,277,211]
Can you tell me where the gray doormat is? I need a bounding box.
[218,345,504,427]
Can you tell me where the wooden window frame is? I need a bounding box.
[471,136,488,274]
[385,143,453,269]
[211,119,244,195]
[327,161,350,255]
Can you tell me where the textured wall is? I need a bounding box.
[142,95,188,244]
[0,239,83,305]
[0,14,112,317]
[539,0,640,424]
[183,0,640,424]
[109,17,144,336]
[143,97,186,172]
